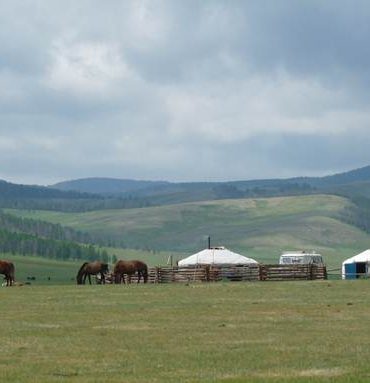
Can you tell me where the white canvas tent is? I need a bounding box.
[178,247,258,266]
[342,249,370,279]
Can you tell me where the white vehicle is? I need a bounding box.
[279,251,324,265]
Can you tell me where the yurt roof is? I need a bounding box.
[178,246,258,266]
[342,249,370,265]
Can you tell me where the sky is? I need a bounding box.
[1,0,370,185]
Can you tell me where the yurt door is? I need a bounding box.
[356,262,367,278]
[345,263,357,279]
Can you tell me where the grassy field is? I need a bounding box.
[2,255,79,285]
[6,194,370,270]
[1,281,370,382]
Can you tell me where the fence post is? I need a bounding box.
[259,265,266,281]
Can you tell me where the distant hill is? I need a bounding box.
[6,166,370,270]
[50,165,370,204]
[303,165,370,187]
[0,179,160,211]
[52,178,169,195]
[2,164,370,212]
[7,194,370,268]
[0,179,98,200]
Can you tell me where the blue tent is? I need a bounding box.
[342,250,370,279]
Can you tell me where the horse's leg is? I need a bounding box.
[101,272,105,285]
[115,273,122,284]
[137,271,141,284]
[83,272,87,284]
[88,274,92,285]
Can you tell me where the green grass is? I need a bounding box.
[2,254,79,285]
[1,281,370,382]
[6,194,370,271]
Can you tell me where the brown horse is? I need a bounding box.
[113,260,148,284]
[0,260,15,286]
[76,261,109,285]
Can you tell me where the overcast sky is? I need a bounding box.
[1,0,370,185]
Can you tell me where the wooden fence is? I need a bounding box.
[259,264,327,281]
[108,264,327,284]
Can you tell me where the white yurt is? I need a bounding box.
[178,246,258,266]
[342,249,370,279]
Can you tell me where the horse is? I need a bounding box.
[113,260,148,284]
[0,260,15,286]
[76,261,109,285]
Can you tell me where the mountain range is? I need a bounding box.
[50,165,370,203]
[3,165,370,267]
[1,165,370,211]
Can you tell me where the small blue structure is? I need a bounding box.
[342,250,370,279]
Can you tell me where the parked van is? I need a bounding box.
[279,251,324,265]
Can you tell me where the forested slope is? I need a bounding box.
[7,194,370,267]
[0,210,110,262]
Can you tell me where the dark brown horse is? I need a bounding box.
[113,260,148,284]
[76,261,109,285]
[0,260,15,286]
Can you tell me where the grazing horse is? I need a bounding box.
[76,261,109,285]
[114,260,148,284]
[0,260,15,286]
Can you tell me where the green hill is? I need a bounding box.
[52,177,169,194]
[6,194,370,270]
[4,165,370,213]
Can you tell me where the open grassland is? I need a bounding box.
[3,255,78,285]
[6,194,370,270]
[1,281,370,382]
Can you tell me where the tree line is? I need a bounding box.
[0,209,119,262]
[0,210,95,243]
[0,196,153,212]
[0,177,154,212]
[340,196,370,234]
[0,229,116,262]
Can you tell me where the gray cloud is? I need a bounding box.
[1,0,370,184]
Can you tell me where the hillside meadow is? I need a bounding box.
[1,281,370,382]
[6,194,370,270]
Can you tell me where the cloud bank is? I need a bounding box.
[1,0,370,184]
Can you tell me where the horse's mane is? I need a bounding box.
[76,262,89,285]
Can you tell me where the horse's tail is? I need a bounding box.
[114,273,121,284]
[143,264,148,283]
[9,262,15,285]
[113,262,120,284]
[76,262,88,284]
